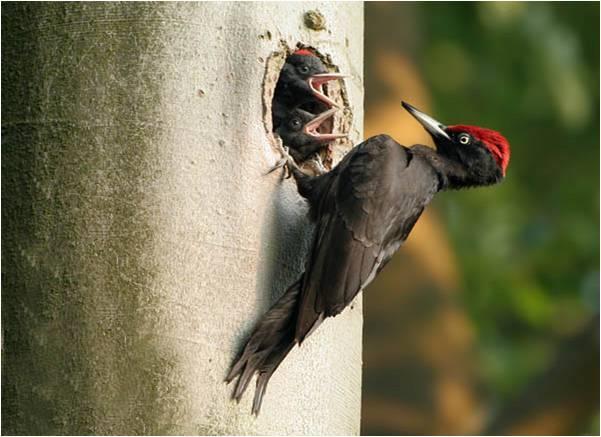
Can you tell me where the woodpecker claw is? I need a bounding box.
[281,146,301,179]
[265,146,301,179]
[265,158,287,176]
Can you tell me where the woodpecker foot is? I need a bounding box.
[281,147,302,179]
[265,146,301,179]
[265,158,286,175]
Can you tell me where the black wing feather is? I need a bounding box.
[295,135,438,342]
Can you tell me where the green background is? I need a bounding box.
[363,2,599,434]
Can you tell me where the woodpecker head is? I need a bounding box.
[402,101,511,186]
[276,107,346,153]
[281,50,345,108]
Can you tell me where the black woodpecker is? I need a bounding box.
[275,107,347,162]
[227,101,511,415]
[272,49,345,129]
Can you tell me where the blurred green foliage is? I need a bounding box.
[416,2,599,401]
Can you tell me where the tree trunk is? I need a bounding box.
[2,3,364,435]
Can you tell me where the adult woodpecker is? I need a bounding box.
[275,107,347,162]
[226,101,511,415]
[272,49,345,129]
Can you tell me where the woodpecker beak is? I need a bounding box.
[303,108,347,141]
[308,73,346,108]
[402,101,451,141]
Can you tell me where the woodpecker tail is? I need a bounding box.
[225,277,302,415]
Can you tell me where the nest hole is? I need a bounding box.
[262,43,353,175]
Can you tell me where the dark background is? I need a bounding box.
[362,2,599,435]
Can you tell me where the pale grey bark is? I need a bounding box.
[2,2,363,435]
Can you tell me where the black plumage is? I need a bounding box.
[275,107,346,162]
[272,50,344,130]
[227,102,511,414]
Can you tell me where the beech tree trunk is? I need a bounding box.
[2,2,364,435]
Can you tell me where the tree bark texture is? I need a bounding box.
[2,2,364,435]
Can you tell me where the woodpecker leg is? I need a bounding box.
[265,145,294,176]
[266,147,320,208]
[265,146,305,179]
[265,158,286,175]
[281,147,304,179]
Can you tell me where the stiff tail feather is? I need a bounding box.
[225,277,302,415]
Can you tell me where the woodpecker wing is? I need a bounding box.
[295,135,438,342]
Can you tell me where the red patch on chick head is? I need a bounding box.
[293,49,317,57]
[448,125,511,176]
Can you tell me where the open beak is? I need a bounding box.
[303,107,347,141]
[402,101,450,141]
[308,73,347,108]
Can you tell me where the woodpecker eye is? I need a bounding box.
[298,65,310,74]
[290,118,302,129]
[458,133,471,145]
